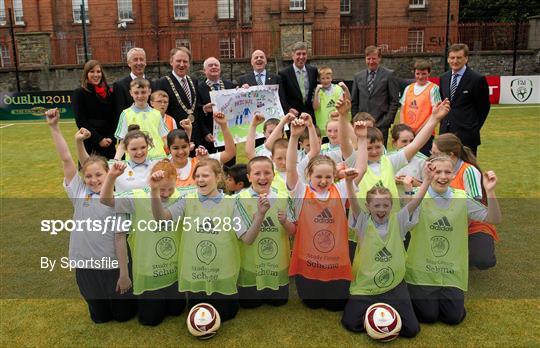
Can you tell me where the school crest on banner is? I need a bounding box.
[510,78,533,102]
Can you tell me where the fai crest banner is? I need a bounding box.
[500,76,540,104]
[210,85,284,147]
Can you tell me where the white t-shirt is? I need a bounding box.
[63,175,118,269]
[114,159,157,193]
[344,150,408,176]
[399,81,441,106]
[288,180,353,220]
[427,187,488,221]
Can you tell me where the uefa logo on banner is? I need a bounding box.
[510,78,533,102]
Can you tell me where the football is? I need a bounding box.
[186,303,221,339]
[364,303,402,342]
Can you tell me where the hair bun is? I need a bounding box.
[127,124,141,132]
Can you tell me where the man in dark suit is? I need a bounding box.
[439,43,490,155]
[155,47,202,145]
[113,47,147,119]
[351,45,400,145]
[278,42,318,120]
[237,49,285,147]
[196,56,235,154]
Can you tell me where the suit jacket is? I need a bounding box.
[439,66,490,147]
[112,75,133,119]
[237,70,286,114]
[350,67,400,130]
[278,64,318,120]
[155,72,202,145]
[196,78,236,150]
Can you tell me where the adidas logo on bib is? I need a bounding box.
[430,216,453,232]
[314,208,334,223]
[374,246,392,262]
[326,99,336,108]
[261,217,278,232]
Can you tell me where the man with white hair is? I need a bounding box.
[196,57,235,155]
[113,47,148,119]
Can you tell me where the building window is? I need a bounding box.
[340,29,350,54]
[117,0,133,21]
[340,0,350,14]
[217,0,234,19]
[13,0,24,24]
[407,30,424,53]
[219,38,235,58]
[242,0,251,25]
[72,0,89,23]
[175,38,191,51]
[0,1,6,25]
[289,0,305,10]
[121,40,134,62]
[409,0,426,9]
[174,0,188,20]
[76,44,92,64]
[0,44,11,67]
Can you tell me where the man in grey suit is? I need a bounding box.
[351,45,400,145]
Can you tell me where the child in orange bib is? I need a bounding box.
[286,101,368,311]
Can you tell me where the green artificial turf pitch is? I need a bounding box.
[1,105,539,346]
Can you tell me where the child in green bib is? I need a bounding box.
[101,159,186,326]
[342,163,433,338]
[405,155,502,325]
[150,158,242,322]
[234,156,296,308]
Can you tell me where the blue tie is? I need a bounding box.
[450,73,459,100]
[199,194,222,203]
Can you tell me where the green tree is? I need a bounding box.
[460,0,539,22]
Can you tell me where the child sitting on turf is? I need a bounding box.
[45,108,136,324]
[234,156,296,308]
[114,78,168,160]
[405,154,501,325]
[286,105,367,312]
[224,164,250,195]
[341,165,432,338]
[101,159,185,326]
[151,158,242,322]
[431,133,499,270]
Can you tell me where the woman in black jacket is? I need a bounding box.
[73,60,117,159]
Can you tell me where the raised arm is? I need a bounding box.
[264,113,294,151]
[352,121,369,186]
[214,111,236,163]
[150,170,173,221]
[303,113,320,159]
[336,97,354,160]
[344,168,362,219]
[246,112,265,160]
[483,171,502,224]
[403,98,450,161]
[100,161,127,207]
[239,195,271,245]
[405,163,432,216]
[75,128,91,165]
[45,109,77,185]
[338,81,351,102]
[179,119,193,142]
[312,84,322,110]
[286,118,306,190]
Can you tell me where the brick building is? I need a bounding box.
[0,0,459,67]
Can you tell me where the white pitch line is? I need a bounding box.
[0,123,14,129]
[491,105,540,109]
[0,121,75,126]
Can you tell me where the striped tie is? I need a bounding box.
[181,77,191,104]
[367,70,375,94]
[256,73,263,86]
[450,73,459,100]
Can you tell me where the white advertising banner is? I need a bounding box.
[499,75,540,104]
